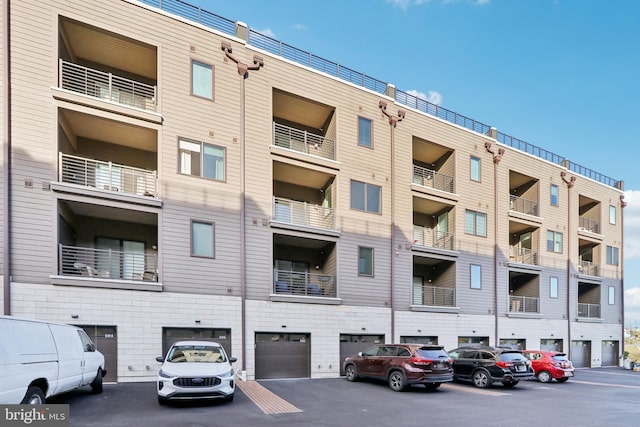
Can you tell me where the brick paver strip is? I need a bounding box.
[236,380,303,414]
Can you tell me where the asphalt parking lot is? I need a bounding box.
[51,368,640,427]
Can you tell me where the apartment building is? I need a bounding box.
[0,0,625,382]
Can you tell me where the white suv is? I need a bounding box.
[156,341,236,404]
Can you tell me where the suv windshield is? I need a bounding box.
[499,352,526,362]
[168,345,226,363]
[416,348,448,358]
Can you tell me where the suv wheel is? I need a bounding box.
[345,365,358,382]
[388,371,406,392]
[537,370,553,383]
[472,370,491,388]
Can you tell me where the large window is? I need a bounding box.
[192,60,213,99]
[358,116,373,148]
[607,245,619,265]
[465,210,487,237]
[179,139,225,181]
[550,184,559,207]
[609,205,616,224]
[470,156,480,182]
[351,180,381,214]
[546,231,563,253]
[470,264,481,289]
[191,220,214,258]
[358,247,374,276]
[550,276,558,299]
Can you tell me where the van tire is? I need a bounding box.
[21,386,45,404]
[90,369,103,394]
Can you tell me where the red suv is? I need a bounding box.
[343,344,453,392]
[521,350,575,383]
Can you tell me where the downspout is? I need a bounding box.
[485,140,503,346]
[561,171,576,358]
[221,41,263,377]
[619,193,627,362]
[378,100,405,343]
[3,0,11,315]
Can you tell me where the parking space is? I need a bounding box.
[51,368,640,427]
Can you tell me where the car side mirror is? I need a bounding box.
[86,343,96,352]
[358,352,364,357]
[155,356,165,363]
[229,356,238,363]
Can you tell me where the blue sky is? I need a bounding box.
[185,0,640,325]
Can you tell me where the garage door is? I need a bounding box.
[255,333,310,379]
[162,327,231,358]
[400,336,437,345]
[540,339,563,352]
[571,340,591,368]
[340,334,385,375]
[79,325,117,383]
[499,339,525,350]
[601,340,619,366]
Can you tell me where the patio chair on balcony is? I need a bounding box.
[74,262,110,278]
[133,270,157,282]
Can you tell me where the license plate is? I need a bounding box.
[564,371,574,377]
[515,365,525,372]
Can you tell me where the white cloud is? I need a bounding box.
[624,190,640,260]
[406,89,443,106]
[256,28,276,38]
[293,24,307,31]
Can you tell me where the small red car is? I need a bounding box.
[521,350,574,383]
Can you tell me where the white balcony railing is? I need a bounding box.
[413,225,454,250]
[509,195,539,216]
[509,295,540,313]
[578,260,600,276]
[579,216,600,234]
[412,165,454,193]
[273,122,335,160]
[59,244,157,282]
[274,270,336,298]
[578,303,601,318]
[412,284,456,307]
[59,153,157,197]
[509,246,538,265]
[60,60,157,111]
[273,197,335,230]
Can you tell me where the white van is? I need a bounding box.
[0,315,106,404]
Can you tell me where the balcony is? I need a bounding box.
[273,122,335,160]
[412,284,455,307]
[578,303,601,318]
[509,195,539,216]
[578,260,600,276]
[273,197,335,230]
[59,60,157,111]
[413,225,454,250]
[509,295,540,314]
[509,246,538,265]
[58,244,157,282]
[273,270,336,298]
[579,216,600,234]
[412,165,454,193]
[60,153,157,197]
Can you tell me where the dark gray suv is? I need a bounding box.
[448,345,534,388]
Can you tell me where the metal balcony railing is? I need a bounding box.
[59,244,158,282]
[578,302,601,318]
[579,216,600,234]
[59,153,157,197]
[413,225,455,250]
[273,122,335,160]
[509,195,539,216]
[273,197,335,230]
[412,165,454,193]
[578,260,600,276]
[412,284,456,307]
[273,270,336,298]
[509,295,540,314]
[60,60,157,111]
[509,246,539,265]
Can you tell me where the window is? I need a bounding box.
[470,156,480,182]
[192,60,213,99]
[608,286,615,305]
[550,277,558,299]
[546,231,563,253]
[607,246,619,265]
[470,264,481,289]
[350,180,381,214]
[550,184,559,206]
[191,220,214,258]
[464,210,487,237]
[609,205,616,224]
[358,247,374,276]
[179,139,225,181]
[358,116,373,148]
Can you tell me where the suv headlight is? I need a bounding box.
[158,369,175,379]
[218,368,235,378]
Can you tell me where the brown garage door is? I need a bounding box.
[162,327,232,358]
[255,333,310,379]
[340,334,384,375]
[79,325,117,383]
